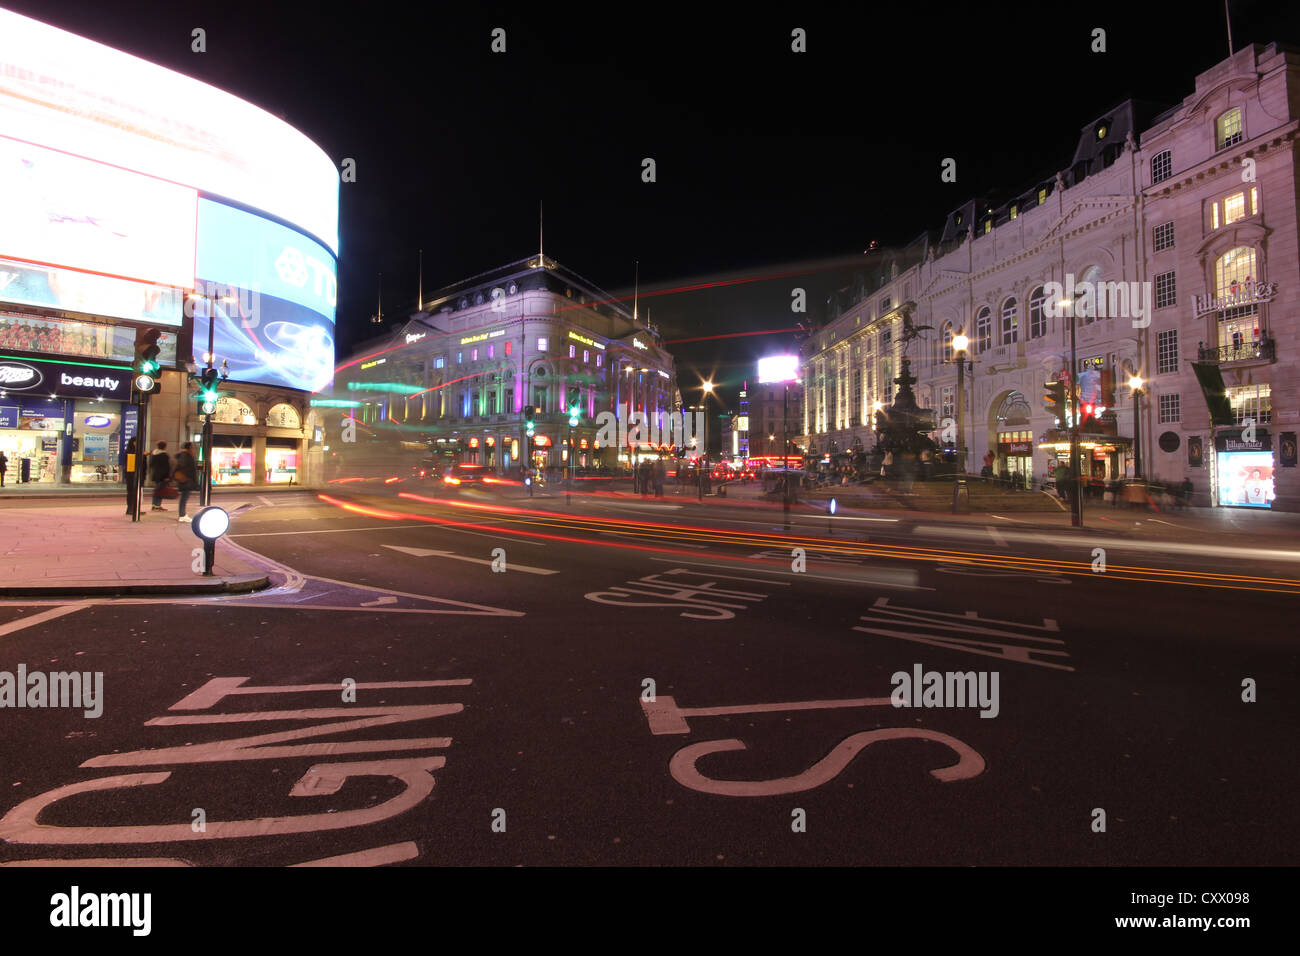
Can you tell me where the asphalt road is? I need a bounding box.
[0,485,1295,866]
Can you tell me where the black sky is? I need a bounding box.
[6,0,1300,410]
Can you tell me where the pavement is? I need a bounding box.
[0,497,273,596]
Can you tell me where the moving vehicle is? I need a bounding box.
[440,462,486,487]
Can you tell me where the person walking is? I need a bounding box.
[149,440,171,511]
[0,449,7,488]
[123,437,138,515]
[1180,476,1193,510]
[173,442,198,521]
[653,457,666,498]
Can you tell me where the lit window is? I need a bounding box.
[457,351,463,364]
[435,357,445,369]
[1037,187,1047,205]
[471,348,478,361]
[1215,247,1256,297]
[1250,186,1258,215]
[1224,192,1246,224]
[583,350,590,363]
[596,353,602,367]
[488,344,494,358]
[1216,108,1242,150]
[569,344,576,358]
[537,337,548,352]
[505,340,512,356]
[1009,204,1018,220]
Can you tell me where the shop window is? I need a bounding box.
[266,403,301,429]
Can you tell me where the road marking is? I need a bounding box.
[360,596,398,607]
[258,496,275,507]
[650,557,933,591]
[986,526,1007,547]
[597,530,708,548]
[990,514,1028,523]
[233,525,424,537]
[382,544,558,575]
[289,842,419,867]
[0,603,90,638]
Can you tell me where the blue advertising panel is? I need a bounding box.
[193,199,336,392]
[0,404,17,428]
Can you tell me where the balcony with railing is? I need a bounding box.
[1196,337,1275,365]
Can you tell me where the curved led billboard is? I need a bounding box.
[0,7,339,392]
[0,9,338,254]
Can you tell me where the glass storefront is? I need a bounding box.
[211,441,254,485]
[264,438,299,484]
[69,399,124,482]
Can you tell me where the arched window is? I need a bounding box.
[942,322,954,363]
[266,403,301,429]
[1029,286,1047,338]
[975,307,992,353]
[211,396,255,426]
[996,391,1032,426]
[1001,297,1019,344]
[1216,107,1242,150]
[1216,246,1259,325]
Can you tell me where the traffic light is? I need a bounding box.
[567,388,580,427]
[1043,380,1067,425]
[197,366,220,416]
[523,405,536,436]
[133,327,163,395]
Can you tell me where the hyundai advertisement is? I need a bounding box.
[192,199,336,392]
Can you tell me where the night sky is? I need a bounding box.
[7,0,1300,411]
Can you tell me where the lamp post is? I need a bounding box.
[187,291,234,508]
[1060,297,1083,527]
[698,381,714,500]
[951,332,971,474]
[1128,374,1144,480]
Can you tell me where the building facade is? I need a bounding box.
[333,256,676,475]
[801,42,1300,512]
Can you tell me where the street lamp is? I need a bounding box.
[950,332,971,474]
[1059,297,1083,527]
[1128,374,1144,480]
[698,381,714,500]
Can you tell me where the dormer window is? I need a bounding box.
[1216,108,1243,150]
[1037,187,1048,205]
[1009,204,1018,220]
[1095,120,1110,140]
[983,218,992,234]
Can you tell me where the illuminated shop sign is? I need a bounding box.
[1194,281,1279,318]
[0,354,131,400]
[632,338,648,350]
[406,332,426,344]
[459,329,506,346]
[360,359,386,370]
[568,331,606,350]
[84,415,112,427]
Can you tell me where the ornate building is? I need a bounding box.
[802,42,1300,512]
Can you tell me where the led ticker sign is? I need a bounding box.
[568,331,605,350]
[359,359,387,370]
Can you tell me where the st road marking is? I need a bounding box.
[383,544,558,575]
[641,690,985,797]
[853,598,1073,671]
[934,563,1072,585]
[585,568,783,620]
[0,677,470,849]
[655,557,932,591]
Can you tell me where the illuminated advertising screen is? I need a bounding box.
[191,199,336,392]
[757,354,800,383]
[1216,450,1275,508]
[0,9,338,254]
[0,136,198,290]
[0,257,182,326]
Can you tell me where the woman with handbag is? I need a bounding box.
[173,442,198,521]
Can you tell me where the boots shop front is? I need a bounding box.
[0,353,134,486]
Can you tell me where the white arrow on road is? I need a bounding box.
[382,545,559,575]
[360,595,399,606]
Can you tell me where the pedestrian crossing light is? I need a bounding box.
[198,367,220,416]
[133,327,163,394]
[524,405,536,436]
[1043,380,1067,425]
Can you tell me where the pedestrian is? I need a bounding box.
[1181,476,1193,510]
[123,437,138,515]
[0,448,7,488]
[173,442,198,521]
[653,457,666,498]
[149,440,171,511]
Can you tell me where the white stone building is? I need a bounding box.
[801,42,1300,512]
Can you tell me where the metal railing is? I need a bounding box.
[1197,339,1275,364]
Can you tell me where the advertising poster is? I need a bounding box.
[1215,450,1275,508]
